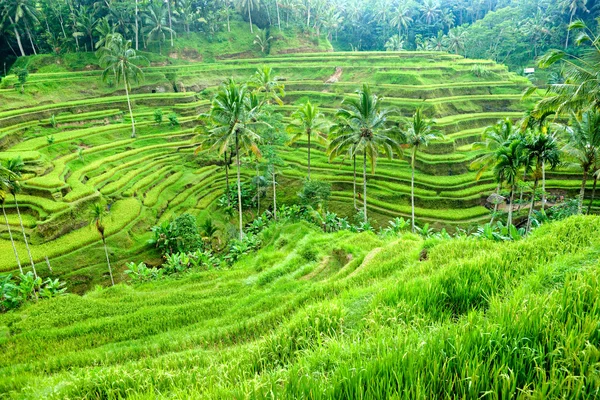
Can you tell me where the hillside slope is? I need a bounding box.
[1,216,599,398]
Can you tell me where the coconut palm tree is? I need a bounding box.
[328,118,362,211]
[384,34,405,51]
[251,66,285,106]
[143,1,175,55]
[4,157,36,277]
[97,33,147,139]
[332,84,402,223]
[445,26,466,55]
[562,0,588,48]
[75,6,97,51]
[0,166,21,274]
[524,130,560,232]
[493,139,528,227]
[419,0,441,25]
[471,118,516,223]
[89,203,114,286]
[402,109,443,232]
[390,1,413,38]
[236,0,260,33]
[560,110,600,214]
[202,79,264,240]
[0,0,39,56]
[287,101,329,181]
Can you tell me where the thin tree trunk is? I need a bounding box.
[307,130,311,180]
[166,0,174,47]
[123,70,136,138]
[26,26,37,55]
[10,17,26,57]
[236,135,244,240]
[507,187,515,227]
[14,197,36,277]
[256,164,260,215]
[565,14,573,49]
[226,3,231,32]
[225,152,230,207]
[276,0,281,30]
[102,238,115,286]
[2,203,22,274]
[541,160,547,212]
[353,154,357,210]
[135,0,139,50]
[411,149,416,233]
[587,174,597,215]
[490,183,500,224]
[363,152,367,223]
[517,169,527,212]
[526,176,539,233]
[579,170,588,214]
[248,1,254,33]
[272,170,277,220]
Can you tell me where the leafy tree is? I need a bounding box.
[97,33,147,138]
[89,203,114,286]
[333,84,401,223]
[201,79,264,240]
[14,67,27,92]
[298,179,331,211]
[402,108,443,232]
[287,101,329,181]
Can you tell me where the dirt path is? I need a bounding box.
[325,67,343,84]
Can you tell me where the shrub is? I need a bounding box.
[125,262,163,282]
[298,180,331,209]
[168,113,179,126]
[149,214,203,256]
[154,109,164,124]
[1,273,67,313]
[46,135,55,144]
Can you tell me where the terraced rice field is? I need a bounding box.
[0,51,585,286]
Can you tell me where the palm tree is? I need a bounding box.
[164,0,174,47]
[0,0,39,56]
[471,118,515,223]
[251,66,285,106]
[390,1,413,38]
[89,203,114,286]
[97,33,147,139]
[402,109,443,232]
[94,17,115,49]
[332,84,401,223]
[524,130,560,232]
[75,6,97,51]
[384,34,405,51]
[0,166,21,274]
[419,0,441,25]
[562,0,588,48]
[287,101,329,181]
[560,111,600,214]
[445,27,466,55]
[202,79,264,240]
[493,139,527,227]
[329,119,361,210]
[5,157,36,277]
[236,0,260,33]
[143,1,175,55]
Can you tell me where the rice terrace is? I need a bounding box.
[1,0,600,398]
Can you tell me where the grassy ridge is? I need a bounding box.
[0,216,598,398]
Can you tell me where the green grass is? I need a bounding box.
[0,216,599,398]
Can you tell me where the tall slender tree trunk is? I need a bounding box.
[507,186,515,227]
[490,183,500,224]
[411,149,416,233]
[256,164,260,215]
[9,17,26,57]
[353,154,357,210]
[102,238,115,286]
[272,170,277,220]
[236,135,244,241]
[526,176,539,233]
[166,0,174,47]
[517,169,527,212]
[587,173,597,215]
[307,130,311,180]
[225,152,230,207]
[248,1,254,33]
[2,203,22,274]
[226,3,231,32]
[135,0,139,50]
[123,71,136,138]
[14,197,36,277]
[363,152,367,223]
[25,26,37,55]
[541,160,547,212]
[276,0,281,30]
[578,170,588,214]
[565,14,573,49]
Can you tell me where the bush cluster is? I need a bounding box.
[1,272,67,312]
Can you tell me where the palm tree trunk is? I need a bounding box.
[517,169,527,212]
[353,154,357,210]
[123,71,136,138]
[507,186,515,227]
[236,135,244,241]
[102,238,115,286]
[14,196,36,277]
[135,0,139,50]
[272,170,277,220]
[226,4,231,32]
[541,160,547,212]
[307,130,311,180]
[25,26,37,55]
[9,17,26,57]
[256,164,260,215]
[578,170,588,214]
[363,152,367,223]
[248,0,254,33]
[565,14,573,49]
[2,203,22,274]
[587,173,597,215]
[166,0,174,47]
[276,0,281,30]
[526,176,539,233]
[225,152,230,207]
[411,149,416,233]
[490,183,500,224]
